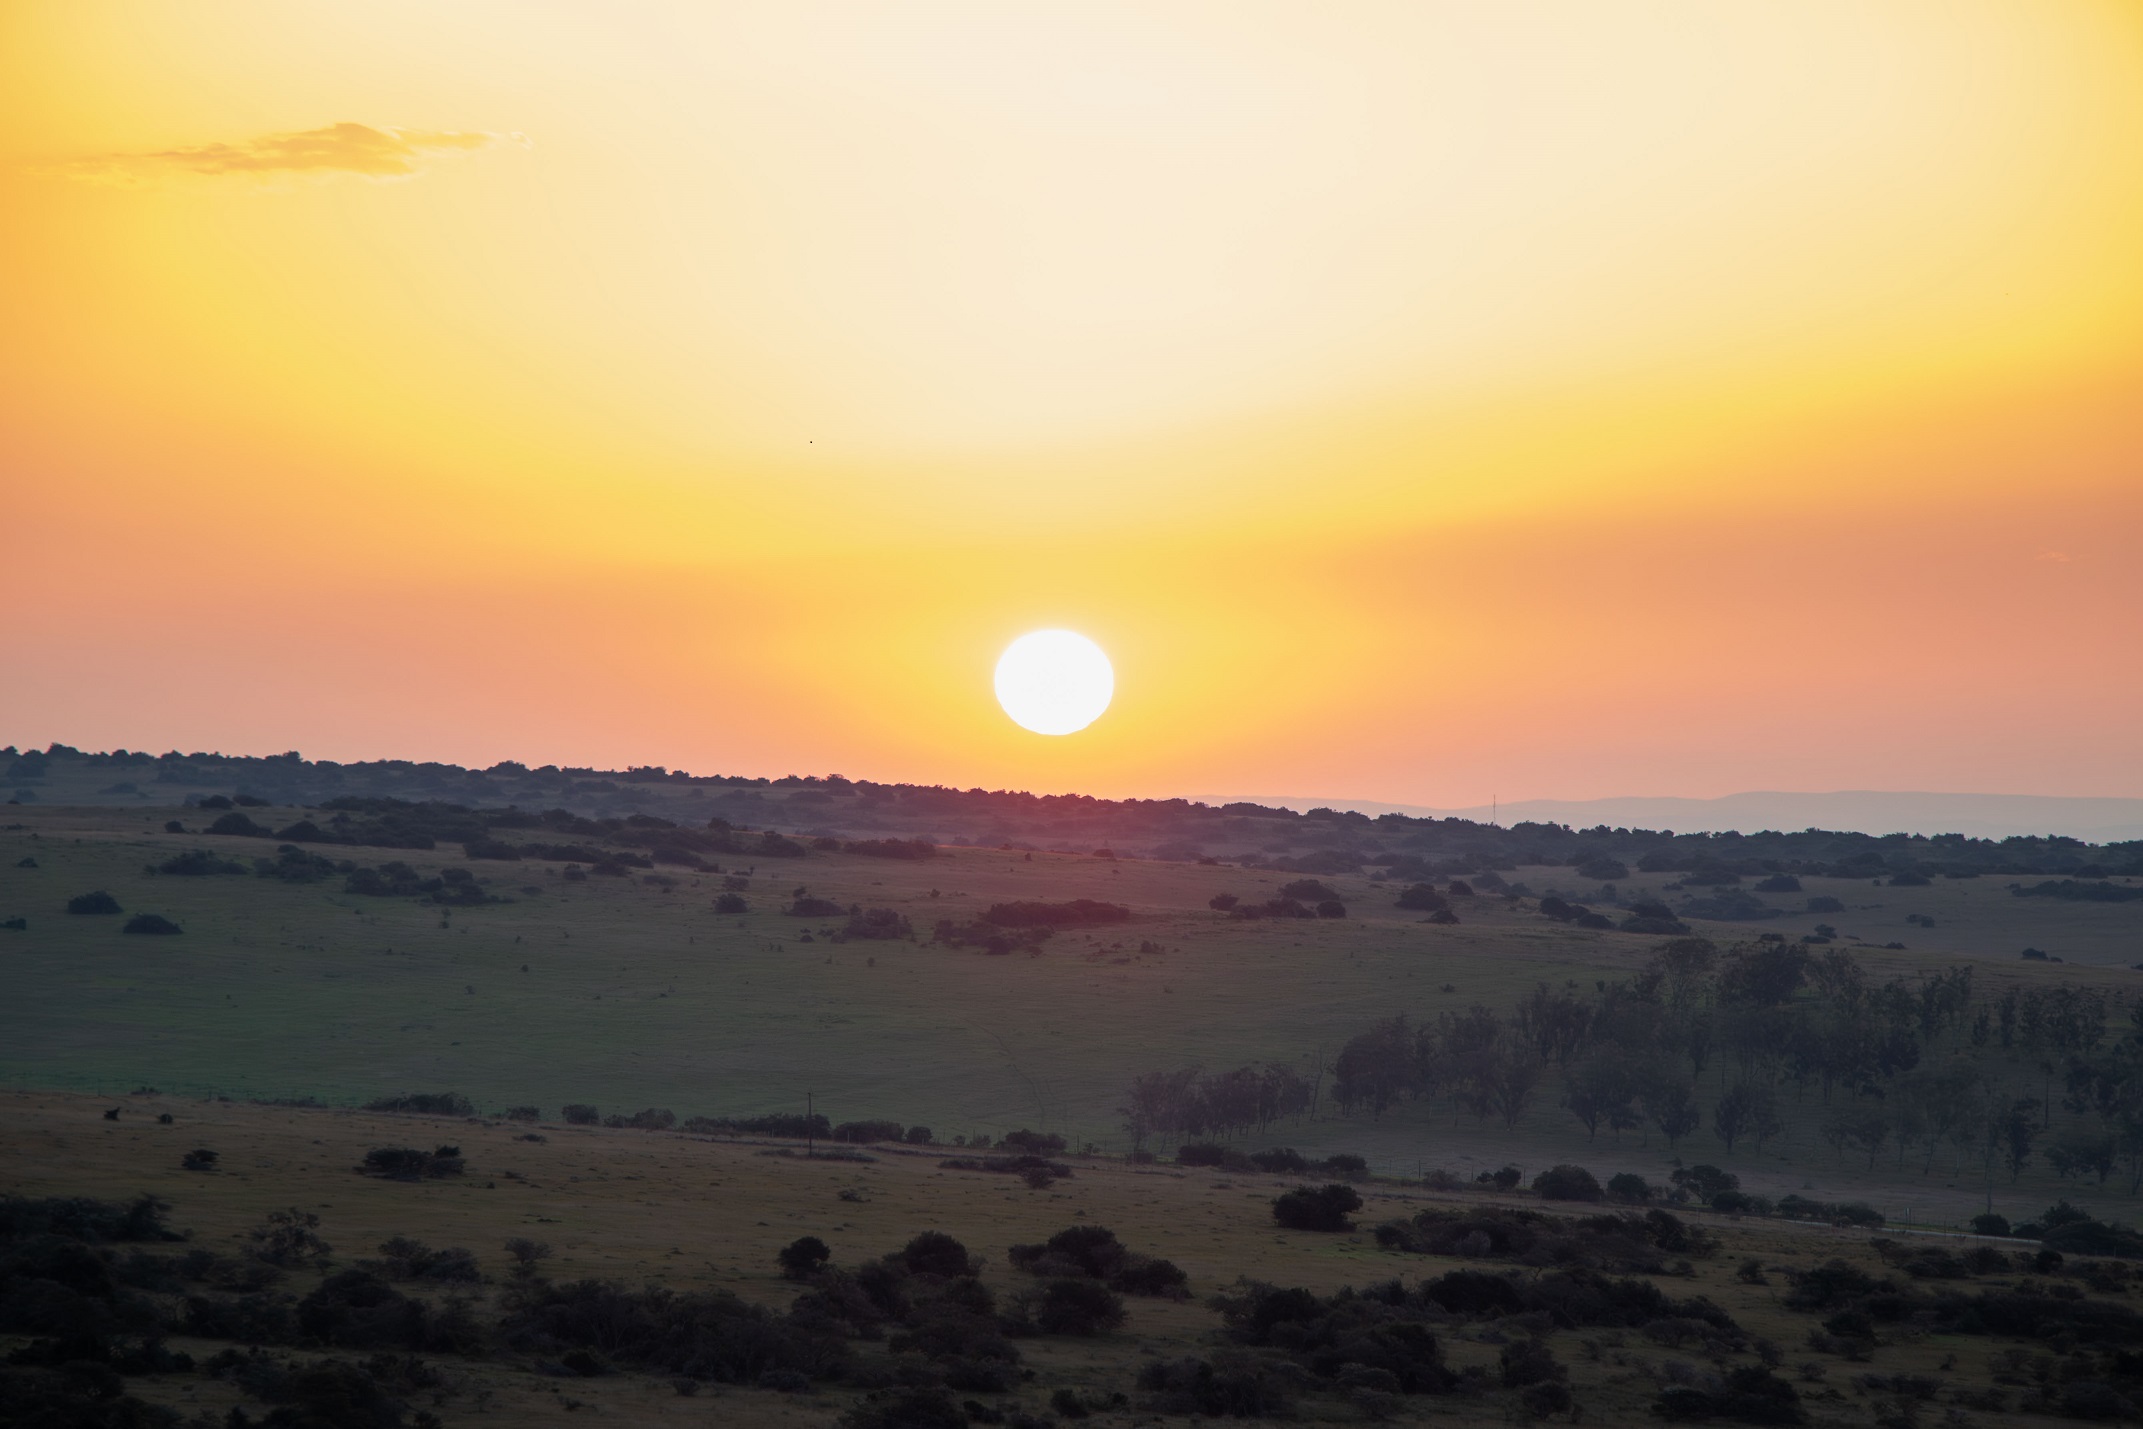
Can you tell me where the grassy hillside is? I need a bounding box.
[4,800,2141,1235]
[5,1087,2130,1427]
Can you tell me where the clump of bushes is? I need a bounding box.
[602,1108,676,1130]
[980,899,1129,928]
[838,907,911,941]
[1375,1205,1713,1273]
[714,892,748,914]
[364,1092,473,1116]
[122,913,183,935]
[1272,1184,1363,1232]
[65,891,122,915]
[562,1104,601,1125]
[1008,1226,1188,1299]
[1531,1165,1604,1202]
[367,1236,479,1283]
[832,1120,905,1144]
[358,1146,466,1180]
[151,849,247,876]
[1654,1366,1803,1423]
[845,838,936,860]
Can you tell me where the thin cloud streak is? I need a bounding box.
[75,122,516,180]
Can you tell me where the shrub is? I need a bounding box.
[1273,1184,1362,1232]
[1395,883,1449,912]
[845,838,937,861]
[841,907,912,940]
[364,1092,473,1116]
[65,891,122,915]
[1318,1153,1370,1179]
[1177,1143,1238,1168]
[504,1106,541,1121]
[1017,1278,1125,1336]
[1250,1147,1308,1173]
[904,1126,934,1144]
[833,1120,904,1144]
[1316,900,1347,918]
[1653,1366,1802,1424]
[122,914,182,935]
[1000,1129,1067,1155]
[778,1236,831,1279]
[1671,1165,1739,1200]
[370,1236,478,1282]
[359,1146,465,1180]
[840,1387,968,1429]
[980,899,1130,928]
[1278,879,1340,902]
[1499,1335,1566,1387]
[1971,1213,2011,1237]
[714,892,747,914]
[153,849,246,876]
[205,812,274,837]
[562,1104,600,1125]
[249,1208,332,1266]
[182,1149,219,1171]
[1607,1173,1653,1204]
[1137,1353,1298,1418]
[1532,1165,1604,1202]
[603,1108,676,1130]
[1208,893,1239,911]
[896,1232,977,1279]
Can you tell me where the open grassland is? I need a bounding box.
[4,804,2142,1234]
[0,1088,2110,1428]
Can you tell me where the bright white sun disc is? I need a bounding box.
[994,630,1114,736]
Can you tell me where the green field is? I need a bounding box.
[6,800,2143,1232]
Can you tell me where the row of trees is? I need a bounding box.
[1119,1063,1315,1149]
[1309,939,2143,1197]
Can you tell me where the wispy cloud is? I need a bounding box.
[74,122,518,181]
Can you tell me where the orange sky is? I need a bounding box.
[3,1,2140,804]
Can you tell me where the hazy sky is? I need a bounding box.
[4,2,2139,804]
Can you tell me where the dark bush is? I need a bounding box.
[1395,884,1449,912]
[1273,1184,1362,1232]
[603,1108,676,1130]
[1532,1165,1604,1202]
[369,1237,478,1283]
[980,899,1129,928]
[1607,1173,1652,1204]
[841,907,911,940]
[205,812,274,838]
[153,849,246,876]
[714,892,747,914]
[359,1147,465,1180]
[364,1093,473,1116]
[832,1120,904,1144]
[1753,874,1802,893]
[1318,1152,1370,1179]
[895,1232,977,1280]
[66,892,122,915]
[1971,1213,2011,1237]
[181,1149,218,1172]
[778,1236,831,1279]
[1137,1353,1298,1418]
[1653,1366,1803,1423]
[121,914,182,935]
[1316,900,1347,918]
[904,1126,934,1145]
[845,838,937,860]
[562,1104,600,1125]
[839,1386,968,1429]
[1016,1278,1125,1336]
[1250,1148,1308,1173]
[999,1129,1067,1155]
[1499,1335,1565,1387]
[502,1277,841,1384]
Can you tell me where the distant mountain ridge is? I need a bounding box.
[1206,790,2143,843]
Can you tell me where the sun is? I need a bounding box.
[994,630,1114,736]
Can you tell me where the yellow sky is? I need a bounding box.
[4,2,2140,802]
